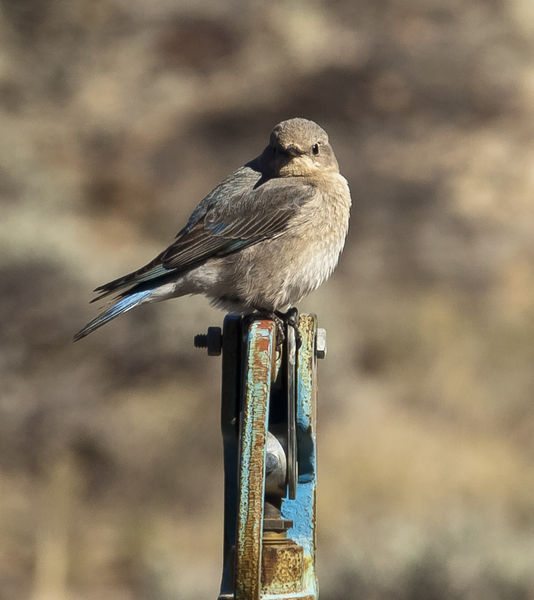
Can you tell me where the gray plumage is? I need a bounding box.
[74,117,351,341]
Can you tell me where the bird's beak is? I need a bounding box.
[284,144,304,157]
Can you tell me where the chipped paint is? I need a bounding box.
[218,314,320,600]
[261,538,303,594]
[235,320,276,600]
[281,315,319,599]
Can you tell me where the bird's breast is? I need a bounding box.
[247,174,350,308]
[286,179,350,296]
[209,173,351,312]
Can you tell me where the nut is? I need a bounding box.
[315,328,327,359]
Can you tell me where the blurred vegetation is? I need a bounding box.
[1,0,534,598]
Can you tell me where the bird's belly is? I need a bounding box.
[279,240,341,304]
[223,232,344,311]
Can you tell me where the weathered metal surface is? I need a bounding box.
[234,319,276,600]
[281,314,319,599]
[261,538,304,594]
[217,314,319,600]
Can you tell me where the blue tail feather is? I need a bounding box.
[74,290,153,341]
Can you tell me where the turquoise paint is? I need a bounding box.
[218,315,319,600]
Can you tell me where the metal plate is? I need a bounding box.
[286,324,297,500]
[234,319,276,600]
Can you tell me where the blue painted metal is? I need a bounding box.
[217,314,319,600]
[280,315,318,599]
[235,319,276,600]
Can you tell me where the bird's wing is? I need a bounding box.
[161,179,314,268]
[93,175,316,300]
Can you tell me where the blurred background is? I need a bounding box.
[1,0,534,598]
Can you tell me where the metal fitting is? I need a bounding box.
[194,326,222,356]
[265,431,287,496]
[316,328,327,359]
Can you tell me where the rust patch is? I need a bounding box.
[235,319,276,600]
[261,539,304,595]
[253,319,274,353]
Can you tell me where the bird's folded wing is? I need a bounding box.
[93,177,316,300]
[162,179,315,268]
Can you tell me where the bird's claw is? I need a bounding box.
[276,308,302,349]
[246,307,301,349]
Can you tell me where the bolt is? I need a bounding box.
[194,327,222,356]
[194,334,208,348]
[316,328,327,359]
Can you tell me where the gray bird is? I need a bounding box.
[74,117,351,341]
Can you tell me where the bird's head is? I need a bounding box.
[260,118,339,178]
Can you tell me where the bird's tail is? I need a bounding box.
[73,290,153,341]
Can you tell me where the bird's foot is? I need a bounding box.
[275,307,302,349]
[246,307,300,348]
[244,310,284,347]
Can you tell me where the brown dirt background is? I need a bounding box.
[1,1,534,598]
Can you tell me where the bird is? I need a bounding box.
[74,117,351,341]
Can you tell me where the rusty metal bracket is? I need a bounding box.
[197,314,322,600]
[235,319,276,600]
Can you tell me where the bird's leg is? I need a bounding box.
[275,307,302,349]
[272,313,286,348]
[246,307,301,348]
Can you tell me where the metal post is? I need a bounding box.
[196,314,323,600]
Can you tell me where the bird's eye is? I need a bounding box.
[312,143,320,155]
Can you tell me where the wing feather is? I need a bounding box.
[93,173,316,299]
[161,179,314,269]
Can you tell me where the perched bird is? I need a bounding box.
[74,117,351,341]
